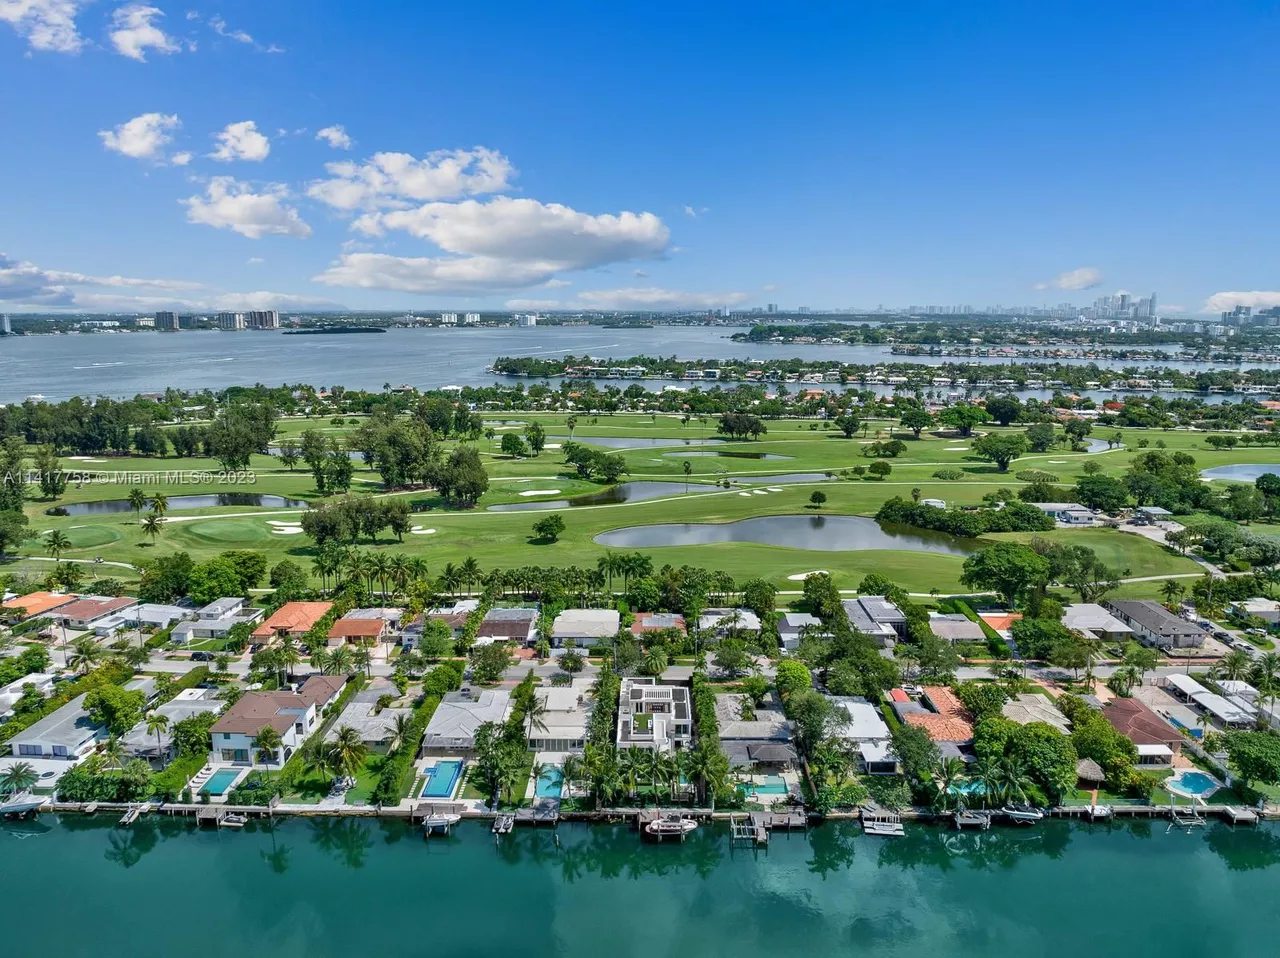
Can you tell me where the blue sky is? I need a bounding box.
[2,1,1278,315]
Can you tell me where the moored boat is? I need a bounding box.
[645,814,698,837]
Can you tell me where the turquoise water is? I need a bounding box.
[949,780,987,796]
[5,816,1280,957]
[535,767,564,798]
[1169,771,1219,797]
[200,769,241,796]
[420,760,463,798]
[741,774,789,798]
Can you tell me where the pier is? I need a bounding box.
[861,808,905,837]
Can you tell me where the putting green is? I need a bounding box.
[180,518,278,546]
[63,526,123,549]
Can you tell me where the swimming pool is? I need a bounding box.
[1167,770,1220,799]
[200,769,242,796]
[535,767,563,799]
[740,774,789,798]
[420,760,463,799]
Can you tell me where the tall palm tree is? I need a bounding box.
[140,513,163,545]
[438,562,462,598]
[310,647,333,675]
[277,636,302,684]
[524,693,549,745]
[384,712,414,754]
[932,756,967,811]
[253,726,284,765]
[68,635,105,674]
[329,725,368,786]
[352,645,373,678]
[1160,578,1186,609]
[0,761,39,796]
[44,530,71,562]
[149,493,169,518]
[560,753,584,797]
[102,735,128,771]
[1219,648,1252,683]
[682,459,693,492]
[369,552,391,597]
[145,711,170,762]
[598,552,619,591]
[329,644,355,676]
[459,557,481,596]
[127,487,148,520]
[387,553,411,598]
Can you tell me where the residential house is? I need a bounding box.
[327,608,402,648]
[0,673,57,722]
[928,613,986,644]
[843,596,907,647]
[617,677,692,752]
[1031,502,1096,525]
[828,696,896,774]
[477,607,539,646]
[9,693,102,760]
[122,688,223,761]
[171,599,263,644]
[50,596,139,632]
[631,612,686,638]
[527,680,593,753]
[402,599,479,648]
[1062,603,1134,643]
[251,601,333,644]
[899,686,974,746]
[1,591,78,622]
[716,692,796,768]
[421,689,512,753]
[1231,597,1280,624]
[209,675,345,766]
[1001,693,1071,734]
[325,688,414,754]
[1105,600,1204,649]
[92,602,193,637]
[697,608,762,637]
[777,612,823,652]
[1102,697,1182,767]
[552,608,620,647]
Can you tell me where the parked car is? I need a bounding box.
[190,651,213,661]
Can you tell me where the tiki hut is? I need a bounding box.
[1076,757,1105,787]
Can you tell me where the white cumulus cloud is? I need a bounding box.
[99,112,180,161]
[171,150,192,166]
[210,120,270,162]
[1203,291,1280,314]
[0,0,84,52]
[315,125,352,150]
[315,196,669,295]
[109,3,180,61]
[181,177,311,239]
[506,288,749,311]
[0,251,202,307]
[1034,266,1103,291]
[307,147,514,211]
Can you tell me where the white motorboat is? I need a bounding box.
[0,793,48,817]
[645,814,698,837]
[1001,804,1044,824]
[424,813,461,829]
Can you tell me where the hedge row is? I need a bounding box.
[0,661,133,744]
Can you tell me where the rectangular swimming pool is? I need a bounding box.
[421,760,463,799]
[535,767,563,798]
[741,774,788,798]
[201,769,242,796]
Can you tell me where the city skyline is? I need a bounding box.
[1,2,1278,315]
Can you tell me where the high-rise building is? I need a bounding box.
[516,314,538,327]
[246,310,280,329]
[463,312,481,324]
[154,310,179,331]
[766,303,777,313]
[439,312,459,324]
[216,311,246,330]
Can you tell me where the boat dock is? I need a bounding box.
[953,810,992,831]
[1050,804,1262,825]
[493,813,515,835]
[413,802,464,837]
[118,804,147,827]
[730,814,768,845]
[861,808,905,837]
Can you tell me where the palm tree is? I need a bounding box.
[533,636,551,661]
[329,725,368,786]
[384,712,414,754]
[145,711,170,762]
[310,647,333,675]
[369,552,391,595]
[524,693,549,745]
[1160,579,1186,609]
[617,748,641,800]
[140,513,163,545]
[459,557,481,597]
[329,644,355,676]
[641,646,668,676]
[102,735,128,771]
[1220,648,1252,683]
[68,635,105,674]
[387,553,411,598]
[438,562,462,598]
[122,644,150,672]
[352,645,373,678]
[565,415,577,439]
[560,753,584,797]
[149,493,169,518]
[932,757,967,811]
[127,487,148,519]
[253,725,284,765]
[0,761,39,796]
[597,552,619,591]
[44,530,71,562]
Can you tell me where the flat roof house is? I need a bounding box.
[698,608,762,636]
[172,601,263,644]
[10,693,102,760]
[1232,597,1280,624]
[1062,603,1134,643]
[252,601,333,643]
[777,612,823,652]
[476,608,539,646]
[1103,697,1182,767]
[1,591,78,621]
[325,689,414,753]
[122,688,223,761]
[0,673,57,721]
[1032,502,1095,525]
[552,608,620,647]
[928,613,986,644]
[209,675,345,766]
[631,612,686,637]
[528,681,593,754]
[617,677,692,752]
[828,696,896,774]
[1001,694,1071,734]
[843,596,906,647]
[421,689,511,753]
[92,602,193,637]
[1105,600,1204,649]
[716,692,795,768]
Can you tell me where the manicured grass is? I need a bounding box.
[987,528,1202,578]
[282,754,386,805]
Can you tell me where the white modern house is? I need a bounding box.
[527,681,592,754]
[0,673,57,722]
[1031,502,1096,525]
[616,677,692,752]
[1062,603,1134,643]
[551,608,620,647]
[698,608,762,637]
[123,688,224,761]
[828,696,896,774]
[171,598,263,644]
[208,675,345,766]
[9,693,103,760]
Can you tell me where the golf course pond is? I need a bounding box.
[1201,463,1280,482]
[594,514,975,553]
[50,493,311,516]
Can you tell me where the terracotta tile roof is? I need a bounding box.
[53,596,137,621]
[327,617,387,639]
[904,686,974,742]
[632,612,686,635]
[889,688,910,703]
[1103,697,1181,750]
[1,591,79,617]
[252,601,333,638]
[979,613,1022,631]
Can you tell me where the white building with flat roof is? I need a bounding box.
[617,677,691,752]
[552,608,619,647]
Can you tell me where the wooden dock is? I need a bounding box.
[118,804,147,826]
[751,811,807,832]
[861,808,905,837]
[196,806,226,828]
[730,814,768,845]
[953,810,992,831]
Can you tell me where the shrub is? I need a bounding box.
[932,468,964,481]
[1015,470,1059,483]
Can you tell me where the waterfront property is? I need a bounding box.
[209,675,346,765]
[9,693,102,760]
[419,758,465,798]
[421,689,512,754]
[252,601,334,645]
[326,688,414,753]
[1105,600,1204,649]
[1102,697,1182,767]
[897,686,974,752]
[1001,694,1072,734]
[552,608,620,647]
[617,677,692,752]
[828,696,896,774]
[122,688,223,762]
[1161,675,1255,729]
[0,672,57,721]
[716,692,795,769]
[527,681,592,753]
